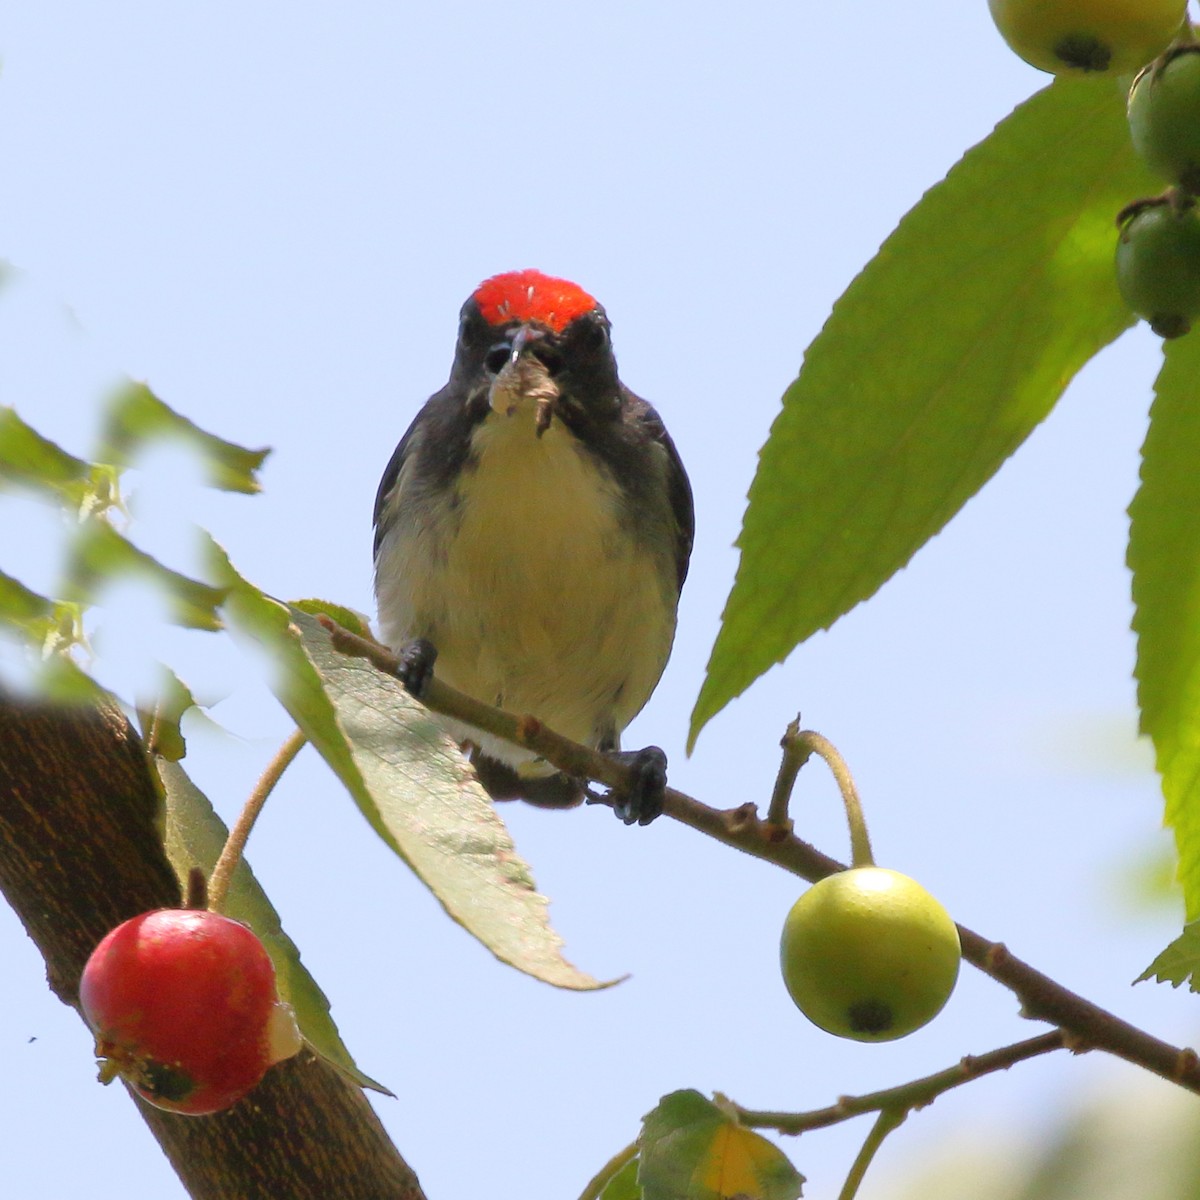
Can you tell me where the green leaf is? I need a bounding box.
[62,520,227,631]
[639,1091,803,1200]
[157,757,390,1094]
[691,77,1156,747]
[207,539,610,989]
[98,382,269,494]
[598,1156,642,1200]
[0,406,119,516]
[0,571,56,623]
[294,604,614,991]
[0,569,85,664]
[291,597,374,640]
[1138,921,1200,991]
[141,664,199,762]
[0,571,107,703]
[1129,333,1200,918]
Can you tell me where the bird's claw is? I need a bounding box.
[608,745,667,826]
[396,637,437,697]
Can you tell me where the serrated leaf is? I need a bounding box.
[0,571,105,702]
[639,1091,803,1200]
[1129,333,1200,918]
[691,78,1156,747]
[142,664,199,761]
[206,539,609,989]
[62,520,226,631]
[1138,922,1200,991]
[98,382,269,494]
[157,757,389,1094]
[295,606,614,990]
[0,406,119,516]
[0,570,65,629]
[0,571,84,652]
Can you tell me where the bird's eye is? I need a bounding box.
[576,316,610,355]
[484,343,510,375]
[458,306,489,351]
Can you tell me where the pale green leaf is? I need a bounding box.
[0,570,64,630]
[292,605,613,991]
[691,78,1156,746]
[639,1091,803,1200]
[206,538,609,989]
[0,406,119,516]
[141,663,199,762]
[291,597,373,640]
[0,570,85,657]
[98,382,269,494]
[157,757,389,1094]
[1138,922,1200,991]
[63,520,227,631]
[598,1157,642,1200]
[0,571,104,703]
[1129,333,1200,918]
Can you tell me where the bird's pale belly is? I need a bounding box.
[377,406,677,763]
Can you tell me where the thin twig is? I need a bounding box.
[730,1030,1067,1136]
[766,717,809,829]
[321,619,1200,1096]
[207,727,307,914]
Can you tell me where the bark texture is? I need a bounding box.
[0,696,426,1200]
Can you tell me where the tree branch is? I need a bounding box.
[0,694,426,1200]
[729,1030,1068,1135]
[323,621,1200,1097]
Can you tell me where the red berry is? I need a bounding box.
[79,909,301,1115]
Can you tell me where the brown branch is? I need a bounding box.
[0,694,426,1200]
[323,621,1200,1096]
[730,1030,1068,1135]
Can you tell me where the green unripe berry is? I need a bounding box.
[988,0,1187,76]
[1115,196,1200,338]
[1129,48,1200,195]
[779,867,961,1043]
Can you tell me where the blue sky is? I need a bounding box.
[2,5,1196,1199]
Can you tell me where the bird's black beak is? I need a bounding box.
[488,323,559,434]
[506,323,544,366]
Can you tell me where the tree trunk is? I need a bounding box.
[0,695,426,1200]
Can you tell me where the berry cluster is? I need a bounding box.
[988,0,1200,339]
[1119,47,1200,338]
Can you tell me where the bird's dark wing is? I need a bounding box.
[629,396,694,594]
[372,417,420,558]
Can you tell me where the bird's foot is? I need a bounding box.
[604,745,668,826]
[395,637,437,697]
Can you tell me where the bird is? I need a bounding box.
[373,269,693,824]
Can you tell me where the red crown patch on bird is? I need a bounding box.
[473,269,597,334]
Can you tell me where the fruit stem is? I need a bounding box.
[207,727,307,914]
[837,1108,906,1200]
[770,725,875,868]
[185,866,208,909]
